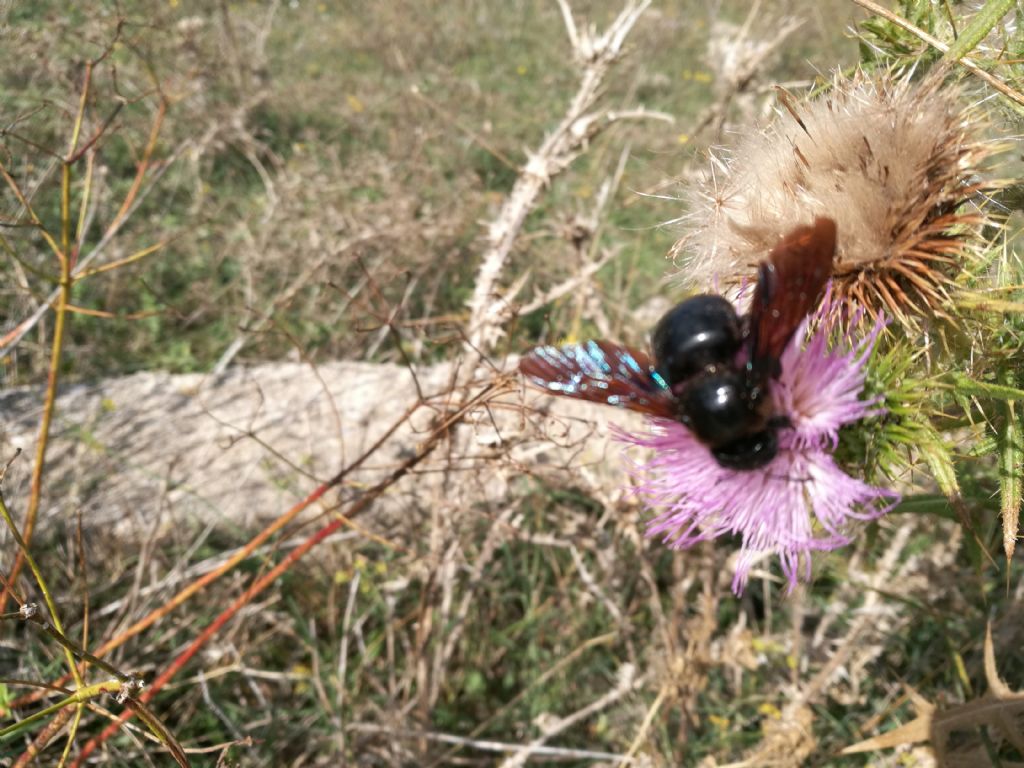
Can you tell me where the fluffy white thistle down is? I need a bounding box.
[674,71,996,327]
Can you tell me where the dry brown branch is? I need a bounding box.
[463,0,655,359]
[687,5,803,142]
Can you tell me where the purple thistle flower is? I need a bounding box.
[618,289,899,594]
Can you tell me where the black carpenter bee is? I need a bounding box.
[519,217,837,471]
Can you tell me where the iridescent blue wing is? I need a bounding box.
[519,340,676,419]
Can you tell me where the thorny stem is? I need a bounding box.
[942,0,1017,65]
[462,0,652,360]
[851,0,1024,109]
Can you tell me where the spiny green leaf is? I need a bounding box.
[951,373,1024,402]
[917,431,960,501]
[968,434,998,457]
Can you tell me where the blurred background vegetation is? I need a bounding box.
[3,1,1024,767]
[1,0,858,380]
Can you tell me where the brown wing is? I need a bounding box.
[519,340,676,419]
[749,217,836,369]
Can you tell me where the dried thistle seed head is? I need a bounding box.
[673,70,998,327]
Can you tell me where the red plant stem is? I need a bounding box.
[74,514,349,765]
[7,397,428,716]
[66,383,476,765]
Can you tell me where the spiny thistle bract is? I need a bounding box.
[673,69,999,329]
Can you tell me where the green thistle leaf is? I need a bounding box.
[997,401,1022,559]
[949,373,1024,402]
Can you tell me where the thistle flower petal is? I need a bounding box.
[776,290,885,450]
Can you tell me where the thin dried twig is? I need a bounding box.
[349,722,631,763]
[0,104,176,360]
[498,664,641,768]
[71,379,510,765]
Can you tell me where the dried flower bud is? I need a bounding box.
[674,70,999,328]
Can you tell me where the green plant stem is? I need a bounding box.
[0,146,82,694]
[943,0,1016,64]
[998,398,1021,561]
[0,680,120,742]
[60,705,86,766]
[0,196,73,613]
[0,493,84,689]
[1,59,95,611]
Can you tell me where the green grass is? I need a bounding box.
[1,0,857,379]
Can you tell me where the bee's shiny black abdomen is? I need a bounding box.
[711,429,778,470]
[653,295,779,471]
[678,369,762,448]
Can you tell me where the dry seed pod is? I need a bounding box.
[674,70,999,328]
